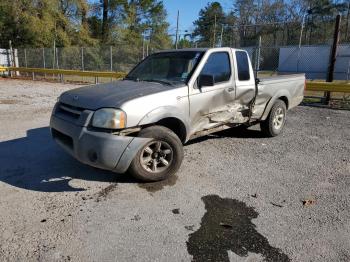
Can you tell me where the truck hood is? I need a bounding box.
[59,80,180,110]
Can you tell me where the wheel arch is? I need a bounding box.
[278,96,289,109]
[260,92,290,121]
[156,117,187,143]
[137,106,189,143]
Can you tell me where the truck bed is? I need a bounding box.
[252,74,305,120]
[259,74,305,84]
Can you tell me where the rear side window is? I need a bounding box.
[201,52,231,84]
[236,51,250,81]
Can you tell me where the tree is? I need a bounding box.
[0,0,95,48]
[302,0,347,44]
[192,2,227,47]
[177,38,192,49]
[101,0,109,42]
[112,0,171,69]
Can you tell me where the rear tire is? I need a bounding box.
[128,126,184,182]
[260,99,287,137]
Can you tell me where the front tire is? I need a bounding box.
[128,126,184,182]
[260,99,287,137]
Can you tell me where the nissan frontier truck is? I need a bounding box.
[50,47,305,181]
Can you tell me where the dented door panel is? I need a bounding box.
[232,50,256,111]
[188,49,238,135]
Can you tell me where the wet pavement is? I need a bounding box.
[187,195,290,262]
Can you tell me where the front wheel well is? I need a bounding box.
[278,96,289,109]
[155,117,187,144]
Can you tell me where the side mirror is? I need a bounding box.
[198,74,215,88]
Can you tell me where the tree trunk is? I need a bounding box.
[81,4,88,29]
[309,16,313,45]
[102,0,109,42]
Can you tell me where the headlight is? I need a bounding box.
[92,108,126,129]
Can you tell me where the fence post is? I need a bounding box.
[81,47,84,82]
[24,48,28,67]
[42,48,45,68]
[56,47,62,82]
[297,10,312,71]
[81,47,84,71]
[6,49,11,78]
[110,46,113,71]
[52,42,55,69]
[43,48,46,78]
[53,41,56,80]
[142,36,145,59]
[255,36,261,79]
[56,47,59,69]
[8,40,13,77]
[325,14,341,104]
[219,24,224,47]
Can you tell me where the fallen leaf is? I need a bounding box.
[302,199,316,206]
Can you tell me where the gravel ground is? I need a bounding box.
[0,78,349,262]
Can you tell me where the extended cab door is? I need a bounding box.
[188,49,236,135]
[233,50,256,108]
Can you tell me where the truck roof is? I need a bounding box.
[156,47,245,53]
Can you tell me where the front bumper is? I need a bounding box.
[50,114,150,173]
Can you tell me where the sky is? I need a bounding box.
[89,0,233,36]
[163,0,233,36]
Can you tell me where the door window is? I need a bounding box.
[236,51,250,81]
[200,52,231,84]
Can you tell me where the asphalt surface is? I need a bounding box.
[0,79,349,261]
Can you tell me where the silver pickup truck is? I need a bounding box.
[50,47,305,181]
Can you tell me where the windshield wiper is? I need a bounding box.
[142,79,173,86]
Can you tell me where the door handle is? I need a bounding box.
[227,87,235,92]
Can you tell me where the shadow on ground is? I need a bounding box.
[0,127,135,192]
[0,125,266,193]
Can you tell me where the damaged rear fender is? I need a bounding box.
[260,91,290,121]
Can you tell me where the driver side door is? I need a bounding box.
[188,50,236,135]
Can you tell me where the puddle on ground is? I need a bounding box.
[187,195,290,262]
[137,174,177,193]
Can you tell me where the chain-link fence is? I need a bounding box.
[2,19,350,82]
[4,43,350,82]
[2,36,349,107]
[15,45,143,73]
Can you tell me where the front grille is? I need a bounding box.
[52,129,74,150]
[57,102,84,119]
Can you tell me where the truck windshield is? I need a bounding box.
[125,51,204,85]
